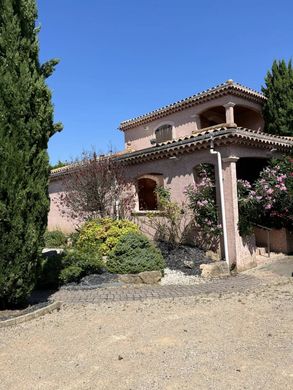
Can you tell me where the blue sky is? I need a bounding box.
[37,0,293,164]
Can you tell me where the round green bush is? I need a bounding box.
[59,265,83,284]
[62,249,103,275]
[76,218,139,256]
[44,230,67,248]
[107,232,165,274]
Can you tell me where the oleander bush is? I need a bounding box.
[237,156,293,235]
[44,230,68,248]
[107,232,165,274]
[76,218,139,256]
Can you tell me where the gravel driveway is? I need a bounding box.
[0,272,292,389]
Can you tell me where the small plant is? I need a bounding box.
[62,249,103,275]
[76,218,139,255]
[37,249,103,287]
[107,232,165,274]
[146,186,187,245]
[44,230,67,248]
[59,265,83,284]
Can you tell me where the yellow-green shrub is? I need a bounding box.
[76,218,139,255]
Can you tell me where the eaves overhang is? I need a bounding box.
[116,127,293,165]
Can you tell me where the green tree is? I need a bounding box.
[0,0,62,307]
[262,59,293,136]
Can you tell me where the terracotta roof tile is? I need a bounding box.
[119,80,266,130]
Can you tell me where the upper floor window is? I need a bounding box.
[155,124,173,143]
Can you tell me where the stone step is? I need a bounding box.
[256,247,267,256]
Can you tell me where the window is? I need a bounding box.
[155,124,173,143]
[137,178,158,210]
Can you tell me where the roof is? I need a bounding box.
[119,80,266,131]
[50,150,127,179]
[116,126,293,165]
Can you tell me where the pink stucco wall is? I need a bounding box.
[48,179,77,233]
[254,227,293,254]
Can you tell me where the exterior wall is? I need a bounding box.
[254,227,293,254]
[48,143,277,270]
[48,178,77,233]
[123,95,264,151]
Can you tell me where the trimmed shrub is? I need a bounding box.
[76,218,139,256]
[62,249,103,275]
[59,265,83,284]
[37,249,103,288]
[107,232,165,274]
[44,230,67,248]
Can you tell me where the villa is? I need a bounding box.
[48,80,293,271]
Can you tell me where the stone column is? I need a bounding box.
[223,102,236,125]
[221,156,256,270]
[191,114,201,133]
[221,156,240,266]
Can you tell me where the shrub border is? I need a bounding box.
[0,301,62,328]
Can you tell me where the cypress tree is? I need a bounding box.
[0,0,62,307]
[262,59,293,136]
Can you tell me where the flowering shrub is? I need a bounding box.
[237,156,293,235]
[185,164,222,237]
[76,218,139,256]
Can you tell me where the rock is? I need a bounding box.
[139,271,162,284]
[205,250,221,261]
[200,261,229,278]
[156,242,213,276]
[42,248,64,256]
[183,260,194,269]
[118,274,142,284]
[119,270,162,284]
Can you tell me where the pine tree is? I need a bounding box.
[262,59,293,136]
[0,0,62,307]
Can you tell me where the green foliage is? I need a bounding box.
[0,0,62,307]
[60,249,103,284]
[146,186,186,245]
[37,249,103,288]
[76,218,139,256]
[185,164,222,237]
[62,249,103,276]
[59,265,83,285]
[107,232,165,274]
[36,252,64,289]
[238,156,293,235]
[262,59,293,136]
[44,230,67,248]
[49,160,68,170]
[237,180,255,236]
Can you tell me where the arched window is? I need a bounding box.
[137,178,158,210]
[155,124,173,143]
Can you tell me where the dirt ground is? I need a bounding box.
[0,277,292,390]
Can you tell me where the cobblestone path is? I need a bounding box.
[49,272,291,304]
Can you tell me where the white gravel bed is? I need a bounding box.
[160,267,206,285]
